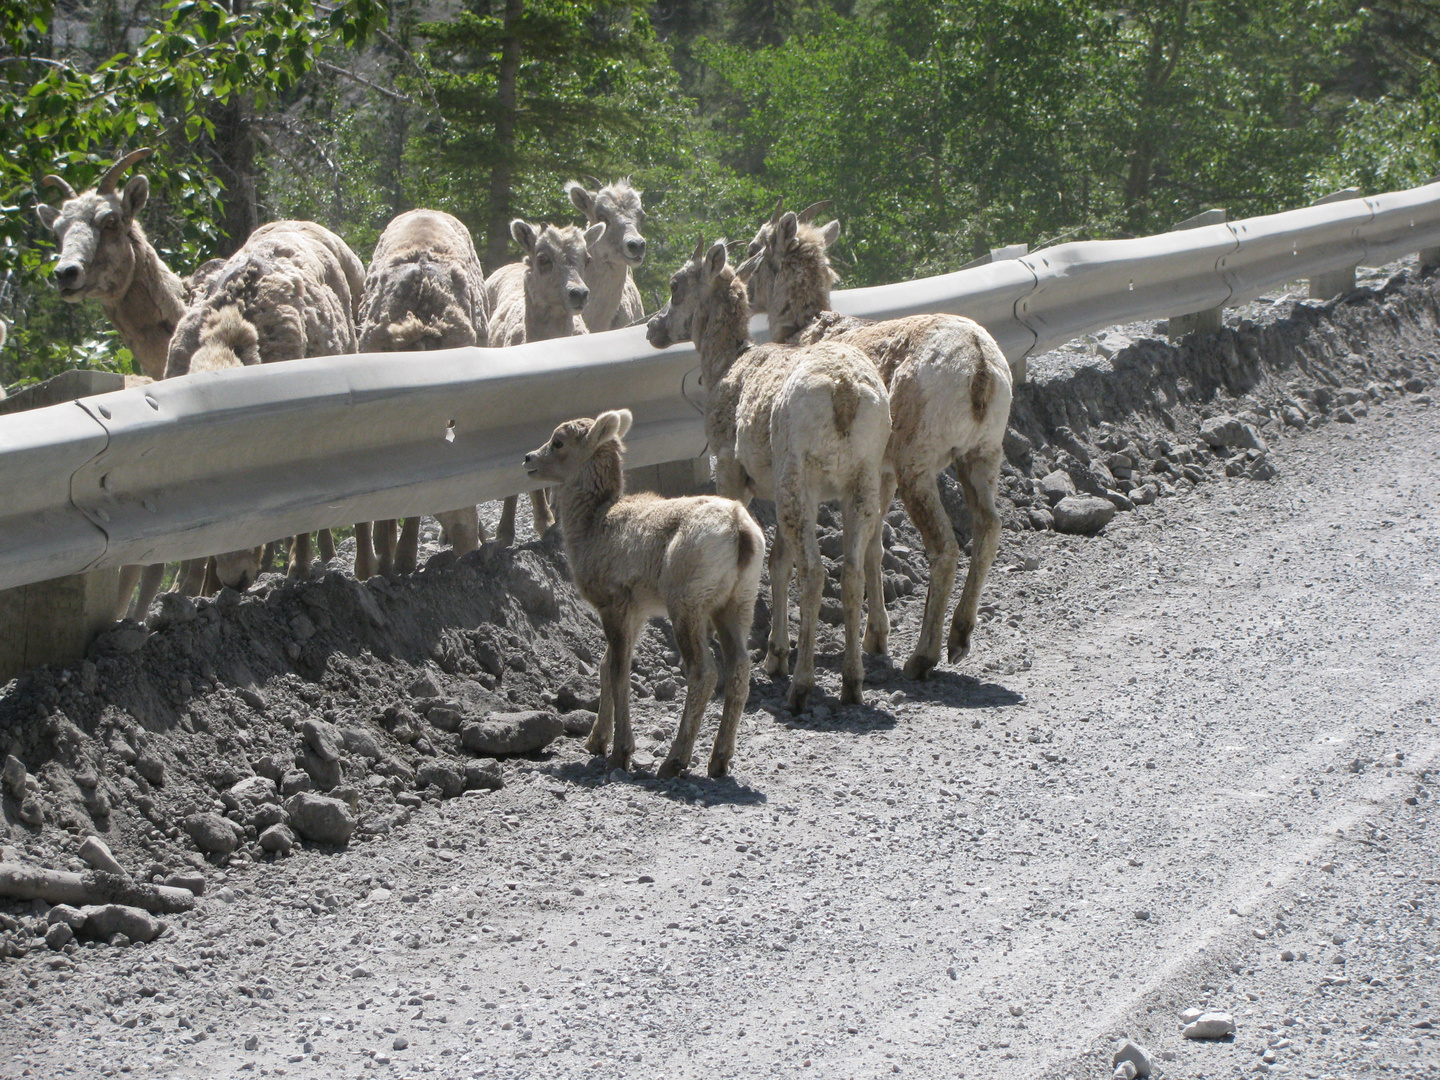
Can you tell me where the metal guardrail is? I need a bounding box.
[2,180,1439,591]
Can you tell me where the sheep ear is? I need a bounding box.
[35,204,60,230]
[588,410,625,448]
[703,239,728,279]
[613,408,634,439]
[566,181,595,217]
[777,211,800,250]
[583,221,606,249]
[818,219,841,247]
[511,219,537,254]
[122,174,149,219]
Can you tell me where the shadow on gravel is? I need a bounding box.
[890,671,1025,710]
[538,759,769,808]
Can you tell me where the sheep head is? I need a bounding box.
[34,148,155,304]
[566,177,647,267]
[525,409,634,484]
[512,219,606,315]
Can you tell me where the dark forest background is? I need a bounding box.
[2,0,1437,385]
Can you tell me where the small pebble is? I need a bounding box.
[393,1036,409,1051]
[1183,1011,1236,1040]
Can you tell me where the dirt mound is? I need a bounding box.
[0,263,1435,923]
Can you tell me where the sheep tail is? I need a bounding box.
[735,509,760,573]
[386,313,429,349]
[970,351,995,422]
[831,371,861,436]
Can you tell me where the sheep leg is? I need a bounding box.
[763,525,793,678]
[496,496,519,548]
[947,449,1002,664]
[371,520,396,576]
[602,609,641,771]
[437,507,483,557]
[899,464,961,680]
[839,484,876,707]
[259,542,278,575]
[201,557,220,596]
[174,558,207,596]
[784,489,821,714]
[354,522,377,580]
[126,563,167,621]
[530,490,554,536]
[287,533,312,578]
[395,519,420,575]
[585,648,614,758]
[115,565,143,621]
[658,613,717,779]
[863,467,896,656]
[709,601,753,778]
[316,529,337,563]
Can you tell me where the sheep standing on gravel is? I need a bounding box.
[648,238,891,713]
[165,220,366,587]
[483,218,606,546]
[747,205,1013,678]
[355,209,490,579]
[524,409,763,776]
[564,177,646,330]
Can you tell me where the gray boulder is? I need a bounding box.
[258,823,298,854]
[283,792,355,846]
[79,904,164,943]
[460,711,564,756]
[183,812,244,856]
[1052,495,1117,536]
[1039,470,1076,506]
[300,718,343,762]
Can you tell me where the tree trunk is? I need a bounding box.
[485,0,525,270]
[209,0,258,256]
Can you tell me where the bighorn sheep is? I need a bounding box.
[355,209,490,578]
[564,177,646,330]
[648,238,891,712]
[33,148,220,618]
[483,218,605,546]
[525,409,763,776]
[165,220,367,586]
[747,205,1013,677]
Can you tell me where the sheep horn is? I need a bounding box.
[692,233,706,261]
[97,147,154,194]
[797,200,832,223]
[41,175,77,199]
[582,174,603,192]
[768,197,784,226]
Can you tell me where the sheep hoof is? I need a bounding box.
[785,683,811,714]
[607,750,631,773]
[706,756,730,779]
[946,628,972,665]
[657,758,685,780]
[584,735,607,758]
[903,653,938,681]
[863,628,888,655]
[840,676,863,706]
[762,649,787,677]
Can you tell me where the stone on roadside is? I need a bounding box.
[47,904,85,929]
[1179,1008,1204,1023]
[1113,1039,1154,1077]
[464,761,504,792]
[258,823,297,854]
[164,872,205,896]
[77,836,125,876]
[1039,470,1077,506]
[280,769,313,798]
[415,761,466,799]
[1105,489,1135,512]
[2,755,27,799]
[1113,1063,1137,1080]
[79,904,164,944]
[561,710,597,736]
[44,921,73,950]
[460,711,564,756]
[283,793,355,846]
[339,727,385,761]
[183,812,244,856]
[300,718,343,762]
[1183,1011,1236,1040]
[1052,495,1116,536]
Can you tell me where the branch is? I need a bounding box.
[315,58,412,102]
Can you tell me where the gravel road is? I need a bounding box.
[1,360,1435,1079]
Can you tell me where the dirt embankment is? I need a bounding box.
[0,262,1435,947]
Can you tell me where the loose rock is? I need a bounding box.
[460,711,564,756]
[1052,495,1117,536]
[183,813,244,856]
[1113,1039,1154,1077]
[79,903,164,943]
[283,792,355,846]
[1183,1011,1236,1040]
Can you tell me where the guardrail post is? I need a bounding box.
[1307,188,1364,299]
[625,456,713,498]
[1421,175,1440,272]
[0,370,132,681]
[1167,209,1229,339]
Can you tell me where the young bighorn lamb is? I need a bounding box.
[525,409,763,776]
[564,177,646,330]
[355,209,490,579]
[747,206,1013,678]
[34,148,222,618]
[648,238,892,712]
[165,220,367,586]
[483,218,605,546]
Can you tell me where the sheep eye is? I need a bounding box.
[536,255,552,270]
[551,436,563,449]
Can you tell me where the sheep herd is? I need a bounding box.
[33,148,1014,778]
